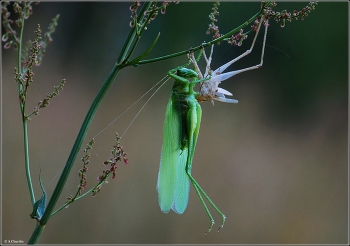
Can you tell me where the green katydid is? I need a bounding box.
[156,17,268,233]
[156,65,225,234]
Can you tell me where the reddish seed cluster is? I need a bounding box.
[291,2,318,21]
[206,2,221,41]
[77,139,95,195]
[144,5,159,24]
[227,29,248,46]
[31,79,66,117]
[25,26,42,69]
[2,1,59,67]
[2,2,35,50]
[262,1,318,28]
[104,133,129,180]
[129,1,179,29]
[92,133,128,196]
[129,1,141,28]
[5,4,62,121]
[66,138,95,203]
[251,18,261,32]
[206,1,317,47]
[36,14,60,66]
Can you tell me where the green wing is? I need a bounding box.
[157,94,190,214]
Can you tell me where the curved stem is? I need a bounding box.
[134,5,265,66]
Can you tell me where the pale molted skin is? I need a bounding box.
[188,17,268,105]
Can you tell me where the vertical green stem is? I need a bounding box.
[28,223,45,245]
[23,122,35,205]
[17,9,35,205]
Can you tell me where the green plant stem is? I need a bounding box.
[28,223,45,245]
[50,179,108,217]
[23,122,35,205]
[123,3,158,63]
[134,5,265,66]
[28,64,121,244]
[18,14,36,206]
[117,2,153,64]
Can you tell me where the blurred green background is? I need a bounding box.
[2,1,348,244]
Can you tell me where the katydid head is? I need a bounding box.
[176,68,198,78]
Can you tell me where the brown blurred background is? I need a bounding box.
[2,2,348,244]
